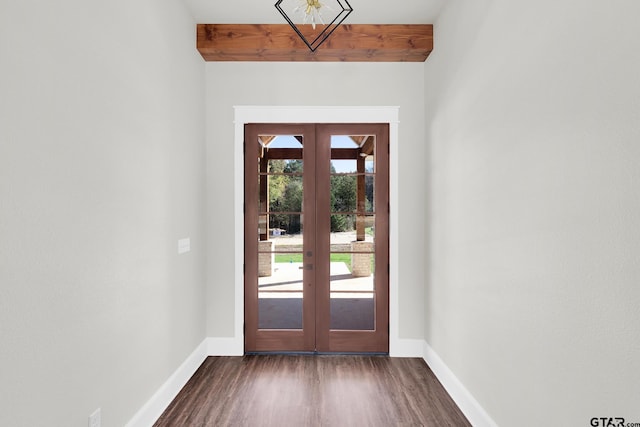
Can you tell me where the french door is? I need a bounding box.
[244,123,389,353]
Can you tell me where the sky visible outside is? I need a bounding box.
[269,135,372,173]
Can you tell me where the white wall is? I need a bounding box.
[424,0,640,425]
[0,1,206,426]
[205,62,427,340]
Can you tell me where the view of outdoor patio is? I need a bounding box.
[258,230,375,330]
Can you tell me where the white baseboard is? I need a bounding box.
[390,338,424,357]
[206,336,243,356]
[125,336,245,427]
[422,341,498,427]
[125,339,208,427]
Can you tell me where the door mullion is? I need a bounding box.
[314,125,332,351]
[302,124,317,352]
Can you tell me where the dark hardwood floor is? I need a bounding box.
[153,355,471,427]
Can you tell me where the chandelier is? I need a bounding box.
[275,0,354,52]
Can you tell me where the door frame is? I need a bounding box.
[244,123,389,353]
[231,106,406,356]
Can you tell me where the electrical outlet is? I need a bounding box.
[89,408,101,427]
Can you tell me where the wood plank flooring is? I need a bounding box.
[153,355,471,427]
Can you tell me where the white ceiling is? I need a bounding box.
[182,0,445,24]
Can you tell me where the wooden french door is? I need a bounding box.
[244,123,389,353]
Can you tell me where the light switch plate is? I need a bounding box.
[178,238,191,254]
[89,408,101,427]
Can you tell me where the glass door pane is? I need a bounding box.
[329,134,376,331]
[257,135,305,330]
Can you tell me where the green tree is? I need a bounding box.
[267,159,369,234]
[268,160,304,234]
[283,159,303,174]
[365,175,374,212]
[282,179,303,233]
[268,160,288,231]
[330,173,356,232]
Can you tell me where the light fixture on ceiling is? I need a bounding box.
[275,0,353,52]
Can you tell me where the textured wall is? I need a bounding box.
[0,1,206,426]
[424,0,640,425]
[205,62,427,340]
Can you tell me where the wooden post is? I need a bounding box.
[356,155,366,241]
[259,156,269,241]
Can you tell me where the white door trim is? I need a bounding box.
[232,106,406,356]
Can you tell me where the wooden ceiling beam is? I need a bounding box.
[360,136,375,156]
[197,24,433,62]
[264,148,361,160]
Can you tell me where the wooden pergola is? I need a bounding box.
[258,135,374,242]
